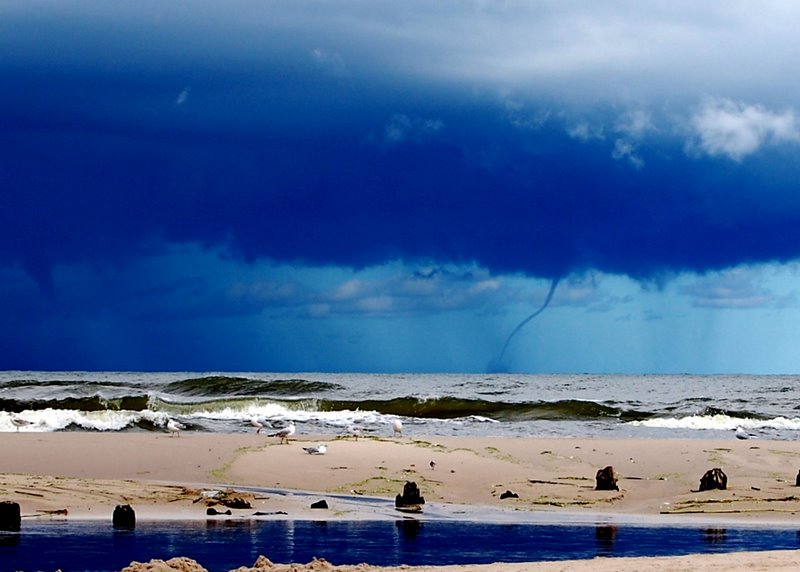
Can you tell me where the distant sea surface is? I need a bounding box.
[1,372,799,440]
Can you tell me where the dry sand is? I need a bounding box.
[2,432,800,570]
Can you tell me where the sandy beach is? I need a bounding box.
[3,432,800,570]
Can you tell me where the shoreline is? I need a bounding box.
[4,432,800,522]
[4,433,800,570]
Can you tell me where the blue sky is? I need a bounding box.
[4,1,800,373]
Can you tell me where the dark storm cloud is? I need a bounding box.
[4,1,800,291]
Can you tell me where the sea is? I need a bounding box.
[2,371,799,440]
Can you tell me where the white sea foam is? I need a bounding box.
[628,414,800,432]
[0,409,171,432]
[468,415,500,423]
[183,403,387,426]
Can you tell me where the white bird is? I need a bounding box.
[393,419,403,437]
[250,416,264,434]
[735,426,754,440]
[303,443,327,455]
[270,421,295,444]
[345,424,363,441]
[166,418,185,437]
[10,416,33,432]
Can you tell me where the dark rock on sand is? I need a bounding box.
[206,507,232,516]
[218,496,251,509]
[0,500,21,532]
[595,466,619,491]
[395,481,425,507]
[310,499,329,509]
[699,467,728,491]
[113,504,136,529]
[210,490,254,509]
[499,490,519,499]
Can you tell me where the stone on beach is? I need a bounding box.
[0,500,21,532]
[595,466,619,491]
[699,467,728,491]
[113,503,136,529]
[395,481,425,508]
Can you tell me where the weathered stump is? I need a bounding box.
[0,501,21,532]
[395,481,425,507]
[699,468,727,491]
[112,504,136,529]
[220,497,251,509]
[595,466,619,491]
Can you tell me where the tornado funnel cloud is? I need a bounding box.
[489,278,560,372]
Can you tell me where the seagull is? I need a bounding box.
[166,418,185,437]
[250,416,264,434]
[302,443,327,455]
[345,424,363,441]
[393,419,403,437]
[735,426,755,440]
[270,421,295,444]
[10,416,33,432]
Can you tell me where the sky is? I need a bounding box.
[4,1,800,373]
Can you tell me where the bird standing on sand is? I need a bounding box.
[302,443,327,455]
[250,416,264,434]
[345,424,363,441]
[735,426,754,440]
[270,421,295,444]
[393,419,403,437]
[166,418,185,437]
[10,416,33,432]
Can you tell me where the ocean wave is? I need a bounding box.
[0,378,139,389]
[0,395,150,413]
[161,376,343,397]
[0,409,171,432]
[319,397,650,422]
[628,414,800,432]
